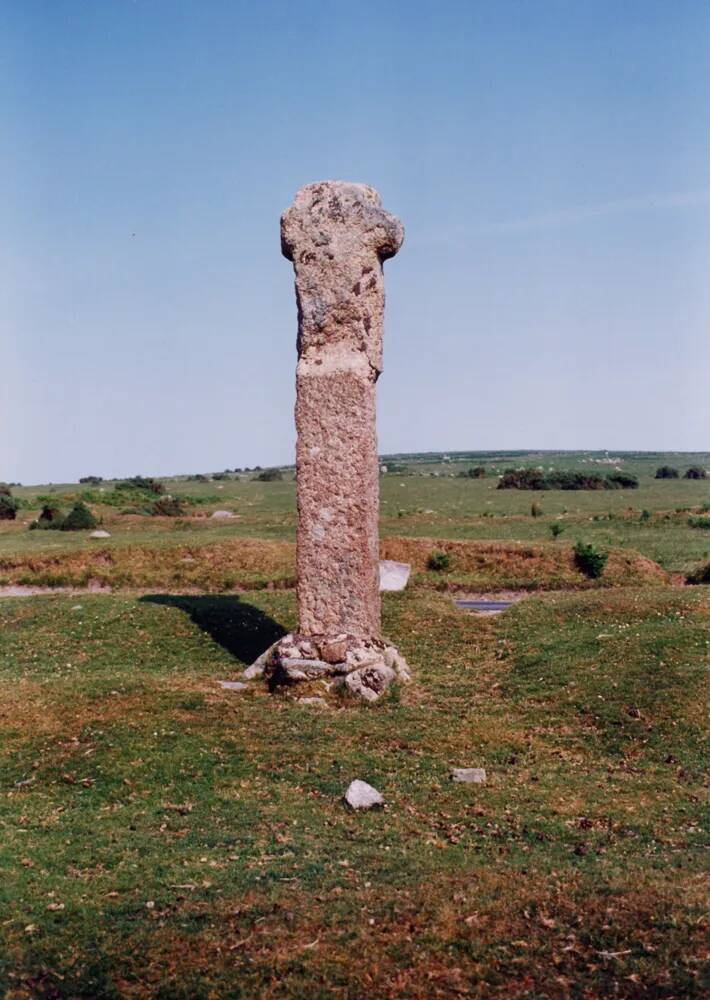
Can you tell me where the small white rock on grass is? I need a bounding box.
[344,780,384,810]
[450,768,487,784]
[90,530,111,539]
[218,680,249,691]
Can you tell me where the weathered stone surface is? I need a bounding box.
[90,530,111,539]
[296,696,328,708]
[451,768,487,784]
[344,663,396,702]
[379,560,411,592]
[211,510,236,519]
[344,779,384,809]
[218,680,248,691]
[319,636,348,664]
[281,181,404,640]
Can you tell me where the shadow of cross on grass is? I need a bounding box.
[140,594,287,666]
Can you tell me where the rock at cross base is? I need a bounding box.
[344,779,384,810]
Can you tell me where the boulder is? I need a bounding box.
[344,779,384,809]
[379,560,411,591]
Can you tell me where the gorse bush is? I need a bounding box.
[655,466,679,479]
[0,492,19,521]
[549,523,564,539]
[574,541,608,579]
[115,476,165,495]
[684,466,707,480]
[605,472,639,490]
[688,516,710,530]
[427,550,451,572]
[498,468,638,491]
[30,504,65,530]
[151,497,185,517]
[61,502,98,531]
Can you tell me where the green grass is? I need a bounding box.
[4,452,709,575]
[0,586,707,997]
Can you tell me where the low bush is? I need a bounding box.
[655,466,679,479]
[458,466,486,479]
[605,472,639,489]
[574,541,608,579]
[115,476,165,494]
[255,469,283,482]
[427,550,451,571]
[0,492,19,521]
[549,523,564,539]
[151,497,185,517]
[688,516,710,530]
[79,475,103,485]
[687,561,710,584]
[30,504,65,530]
[531,501,543,517]
[684,466,707,480]
[61,501,98,531]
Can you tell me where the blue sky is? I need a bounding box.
[2,0,709,483]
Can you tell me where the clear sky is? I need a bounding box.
[2,0,709,484]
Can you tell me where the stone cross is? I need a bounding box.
[281,180,404,640]
[244,181,410,701]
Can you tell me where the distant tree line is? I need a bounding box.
[498,469,639,491]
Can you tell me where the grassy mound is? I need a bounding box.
[0,586,705,996]
[0,537,669,593]
[380,537,670,591]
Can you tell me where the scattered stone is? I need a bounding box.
[211,510,236,519]
[379,560,411,592]
[344,664,396,702]
[218,680,248,691]
[450,768,487,784]
[383,645,412,681]
[278,657,344,683]
[89,530,111,539]
[344,779,384,810]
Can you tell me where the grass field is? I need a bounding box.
[0,451,708,996]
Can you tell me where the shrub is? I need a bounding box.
[0,493,19,521]
[0,483,12,497]
[605,472,639,490]
[31,504,65,530]
[530,501,543,518]
[685,466,707,480]
[212,472,231,481]
[188,474,210,483]
[549,523,564,539]
[640,509,651,523]
[151,497,185,517]
[427,550,451,572]
[688,516,710,530]
[574,541,608,579]
[79,475,103,485]
[655,466,679,479]
[254,469,283,482]
[61,501,98,531]
[459,466,486,479]
[115,476,165,494]
[687,561,710,584]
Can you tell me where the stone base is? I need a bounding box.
[244,632,410,703]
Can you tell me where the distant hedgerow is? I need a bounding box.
[574,541,608,579]
[498,468,638,491]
